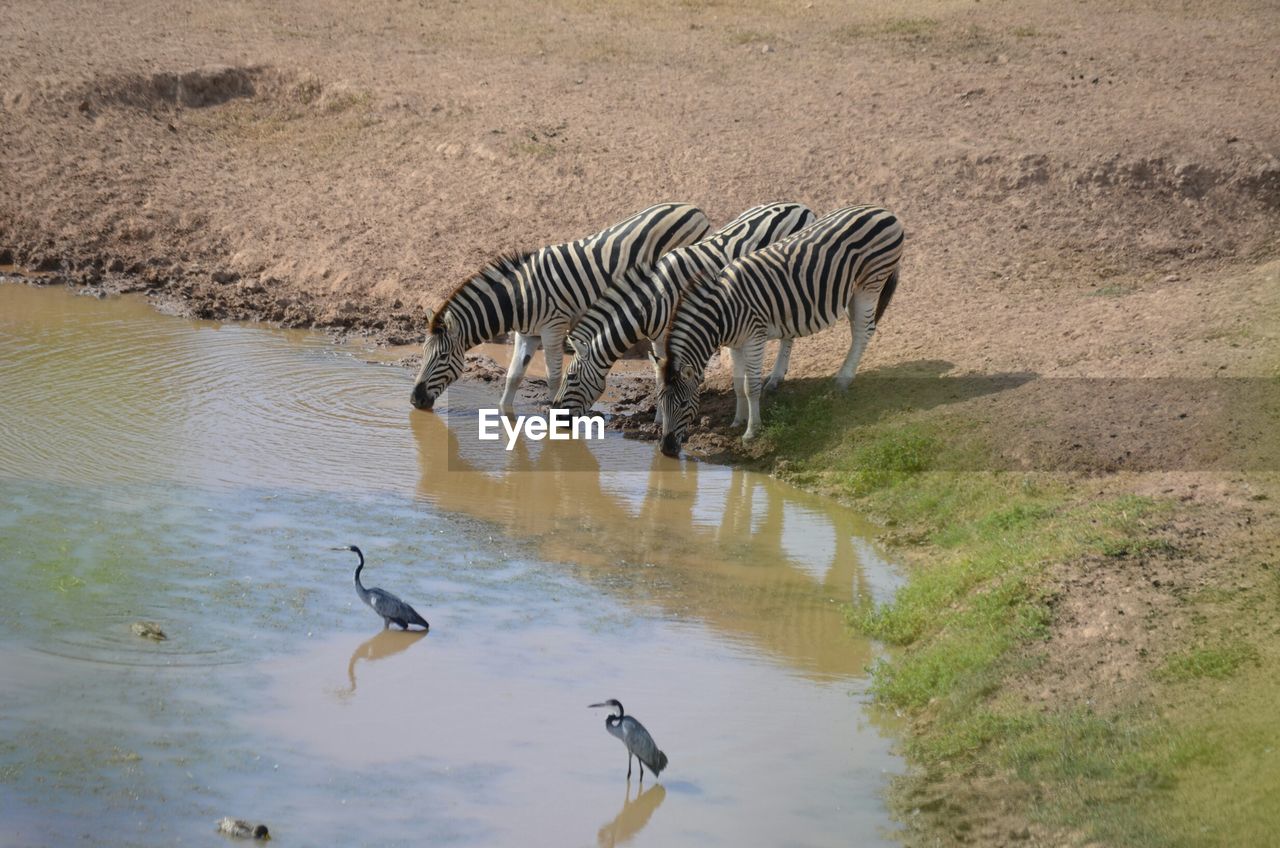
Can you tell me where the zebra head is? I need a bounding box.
[555,353,604,419]
[658,354,703,457]
[410,308,465,411]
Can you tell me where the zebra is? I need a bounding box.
[553,202,816,422]
[657,205,904,457]
[409,202,711,414]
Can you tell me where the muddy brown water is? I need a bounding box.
[0,283,903,847]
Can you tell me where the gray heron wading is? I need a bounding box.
[333,545,430,631]
[590,699,668,781]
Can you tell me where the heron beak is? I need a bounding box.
[588,702,609,709]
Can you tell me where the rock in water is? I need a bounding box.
[131,621,167,641]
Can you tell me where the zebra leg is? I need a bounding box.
[835,285,880,391]
[541,323,570,404]
[500,332,540,415]
[741,338,768,441]
[730,347,748,429]
[762,339,794,393]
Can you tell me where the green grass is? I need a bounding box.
[755,380,1279,844]
[1156,641,1261,682]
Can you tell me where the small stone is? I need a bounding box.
[435,141,464,159]
[760,44,773,54]
[1162,273,1180,283]
[131,621,167,641]
[212,269,239,285]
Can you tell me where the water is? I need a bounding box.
[0,283,903,847]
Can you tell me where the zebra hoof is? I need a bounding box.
[730,417,745,429]
[742,430,758,443]
[834,377,853,392]
[762,379,780,393]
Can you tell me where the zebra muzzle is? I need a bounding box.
[410,383,435,410]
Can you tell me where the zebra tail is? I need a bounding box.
[874,268,899,324]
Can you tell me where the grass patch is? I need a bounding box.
[754,379,1279,843]
[1092,283,1135,297]
[1156,641,1261,682]
[835,16,939,43]
[727,28,772,45]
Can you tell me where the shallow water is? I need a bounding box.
[0,283,903,847]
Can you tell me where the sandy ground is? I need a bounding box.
[3,0,1279,844]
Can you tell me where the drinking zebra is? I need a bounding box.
[553,202,816,421]
[657,205,904,456]
[409,202,710,413]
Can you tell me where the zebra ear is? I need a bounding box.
[424,306,435,323]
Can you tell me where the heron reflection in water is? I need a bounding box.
[340,629,428,697]
[597,781,666,848]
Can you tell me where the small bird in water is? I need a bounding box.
[215,817,270,840]
[589,699,668,781]
[333,545,429,631]
[130,621,167,641]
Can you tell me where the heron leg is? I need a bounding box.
[639,760,645,783]
[382,618,390,630]
[627,754,632,779]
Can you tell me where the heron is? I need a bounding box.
[332,545,430,631]
[589,699,668,781]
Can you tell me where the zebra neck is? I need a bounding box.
[670,285,731,372]
[444,257,526,348]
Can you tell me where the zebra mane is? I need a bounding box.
[429,249,532,333]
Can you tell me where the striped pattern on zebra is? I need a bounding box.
[553,202,816,419]
[409,202,710,413]
[657,205,904,456]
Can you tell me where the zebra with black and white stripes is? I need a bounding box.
[409,203,710,413]
[553,202,816,420]
[657,205,904,456]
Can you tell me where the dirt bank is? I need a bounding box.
[3,0,1278,380]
